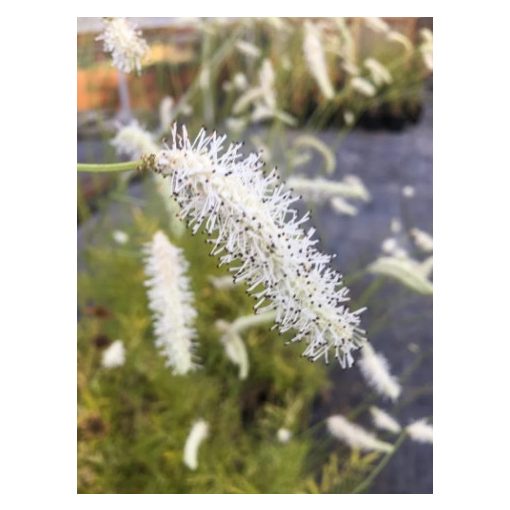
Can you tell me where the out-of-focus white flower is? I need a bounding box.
[381,237,398,254]
[155,125,367,367]
[330,197,358,216]
[410,228,433,253]
[208,275,236,290]
[402,185,415,198]
[303,21,335,100]
[344,110,355,126]
[101,340,126,368]
[233,72,248,90]
[144,231,198,375]
[112,230,129,245]
[225,117,248,134]
[342,61,360,76]
[390,218,402,234]
[365,17,390,34]
[364,58,392,86]
[111,121,159,159]
[277,428,293,443]
[259,59,276,110]
[287,175,370,203]
[387,31,413,55]
[368,256,433,295]
[370,407,402,434]
[289,151,313,169]
[351,77,377,97]
[419,28,433,71]
[183,420,209,470]
[293,135,336,174]
[406,419,433,444]
[235,40,261,58]
[326,415,393,452]
[359,343,401,401]
[96,17,149,74]
[159,96,175,132]
[216,320,250,380]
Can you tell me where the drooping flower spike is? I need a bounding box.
[144,231,199,374]
[154,125,366,367]
[96,17,149,74]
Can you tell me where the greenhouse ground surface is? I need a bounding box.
[78,90,432,494]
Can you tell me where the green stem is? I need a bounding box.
[353,431,407,493]
[77,160,141,173]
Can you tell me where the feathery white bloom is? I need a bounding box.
[112,230,129,245]
[359,343,401,401]
[381,237,398,254]
[101,340,126,368]
[387,31,413,55]
[111,121,159,159]
[235,40,262,58]
[364,58,393,86]
[303,21,335,100]
[259,59,277,111]
[351,77,377,97]
[225,117,248,134]
[154,125,367,367]
[287,175,370,203]
[410,228,433,253]
[216,320,249,380]
[368,256,433,295]
[326,415,392,452]
[96,17,148,74]
[419,28,433,71]
[233,72,248,90]
[344,110,355,126]
[277,428,292,443]
[208,275,236,289]
[144,231,198,374]
[365,17,390,34]
[183,420,209,470]
[159,96,175,132]
[370,407,402,434]
[342,61,360,76]
[293,135,336,174]
[402,185,415,198]
[406,419,433,444]
[330,197,358,216]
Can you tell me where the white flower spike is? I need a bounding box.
[369,406,402,434]
[303,21,335,100]
[101,340,126,369]
[358,343,401,401]
[154,125,367,368]
[96,17,149,74]
[406,419,433,444]
[326,415,392,452]
[183,420,209,470]
[144,231,198,375]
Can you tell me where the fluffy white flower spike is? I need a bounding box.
[154,125,366,368]
[144,231,198,375]
[303,21,335,100]
[183,420,209,470]
[326,415,392,452]
[101,340,126,368]
[111,121,159,159]
[359,343,401,401]
[406,419,433,444]
[96,17,149,74]
[369,406,402,434]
